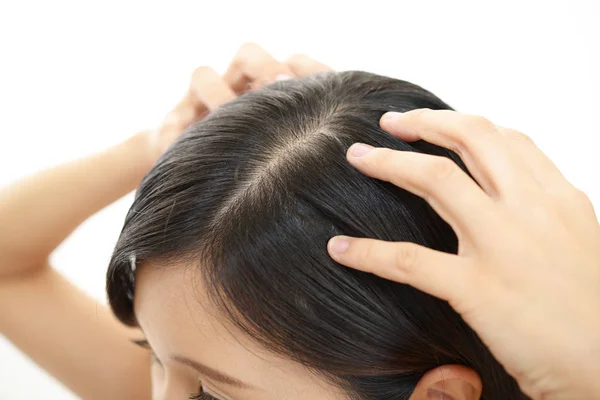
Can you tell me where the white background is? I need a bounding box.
[0,0,598,398]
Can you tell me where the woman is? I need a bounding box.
[107,69,510,399]
[0,44,598,400]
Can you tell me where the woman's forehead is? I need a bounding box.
[133,261,213,331]
[131,263,346,399]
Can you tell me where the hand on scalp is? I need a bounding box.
[147,43,332,158]
[327,109,600,400]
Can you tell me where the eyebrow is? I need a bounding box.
[171,354,255,390]
[133,339,255,390]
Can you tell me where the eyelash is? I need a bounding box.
[188,385,219,400]
[133,339,220,400]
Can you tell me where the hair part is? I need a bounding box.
[107,71,528,399]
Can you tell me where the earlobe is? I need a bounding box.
[409,364,483,400]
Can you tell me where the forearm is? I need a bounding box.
[0,131,156,276]
[0,265,151,400]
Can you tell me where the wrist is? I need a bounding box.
[125,130,161,173]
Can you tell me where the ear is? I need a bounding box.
[409,364,483,400]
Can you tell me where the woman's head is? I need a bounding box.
[107,71,527,399]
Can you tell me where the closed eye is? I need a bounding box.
[133,339,225,399]
[188,385,221,399]
[132,338,161,365]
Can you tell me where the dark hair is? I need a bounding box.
[107,71,528,399]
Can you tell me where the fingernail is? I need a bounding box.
[380,111,404,124]
[275,74,293,81]
[329,236,350,254]
[349,143,374,157]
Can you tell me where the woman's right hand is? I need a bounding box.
[327,109,600,400]
[0,44,331,400]
[145,43,332,160]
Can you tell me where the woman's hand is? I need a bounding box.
[0,44,331,400]
[0,44,330,278]
[327,109,600,400]
[145,43,331,159]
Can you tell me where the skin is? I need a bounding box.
[0,42,480,399]
[134,263,481,400]
[328,110,600,400]
[0,42,596,400]
[0,44,351,400]
[134,262,348,400]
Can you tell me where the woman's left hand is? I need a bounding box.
[327,109,600,400]
[146,43,332,159]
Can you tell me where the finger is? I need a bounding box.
[496,125,569,191]
[156,89,203,148]
[190,66,237,111]
[327,236,473,302]
[380,109,531,198]
[160,91,199,133]
[346,144,495,238]
[223,43,295,93]
[286,53,333,77]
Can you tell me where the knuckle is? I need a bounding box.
[239,42,261,54]
[570,187,594,209]
[519,132,534,143]
[363,241,378,263]
[191,66,215,81]
[433,109,458,119]
[374,148,395,166]
[406,107,431,120]
[355,241,378,271]
[466,114,496,132]
[517,132,535,145]
[264,64,289,79]
[157,123,180,139]
[229,53,244,70]
[445,114,496,150]
[424,156,457,182]
[162,111,181,127]
[231,43,261,69]
[369,148,399,176]
[505,127,534,143]
[287,53,307,64]
[178,106,197,125]
[393,244,418,273]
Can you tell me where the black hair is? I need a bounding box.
[107,71,528,399]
